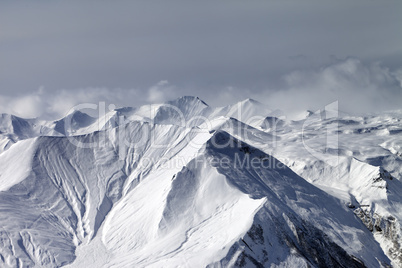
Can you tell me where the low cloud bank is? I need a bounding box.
[262,58,402,116]
[0,58,401,119]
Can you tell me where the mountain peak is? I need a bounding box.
[167,96,209,107]
[0,96,401,267]
[53,110,96,135]
[242,97,259,103]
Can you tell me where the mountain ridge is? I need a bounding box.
[0,97,401,267]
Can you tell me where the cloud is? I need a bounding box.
[394,69,402,88]
[258,58,402,116]
[147,80,176,103]
[0,90,45,118]
[0,2,400,119]
[0,58,400,119]
[0,1,401,94]
[0,87,147,119]
[12,94,44,118]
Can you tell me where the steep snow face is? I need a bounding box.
[53,111,97,136]
[68,132,389,267]
[204,132,388,267]
[154,96,210,126]
[0,97,401,267]
[0,114,35,138]
[0,114,56,153]
[349,158,393,202]
[0,121,212,267]
[349,158,402,265]
[0,138,38,191]
[253,111,402,267]
[100,153,265,267]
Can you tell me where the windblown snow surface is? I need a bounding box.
[0,96,401,267]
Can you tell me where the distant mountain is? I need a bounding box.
[0,97,401,267]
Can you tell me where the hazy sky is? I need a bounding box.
[0,1,401,118]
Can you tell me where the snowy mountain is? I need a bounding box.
[0,97,401,267]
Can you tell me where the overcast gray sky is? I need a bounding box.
[0,0,401,118]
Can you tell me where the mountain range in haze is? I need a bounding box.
[0,96,401,267]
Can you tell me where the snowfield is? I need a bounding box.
[0,96,401,267]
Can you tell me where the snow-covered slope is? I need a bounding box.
[0,111,96,153]
[0,97,401,267]
[0,114,56,153]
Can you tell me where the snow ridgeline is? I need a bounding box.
[0,96,401,267]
